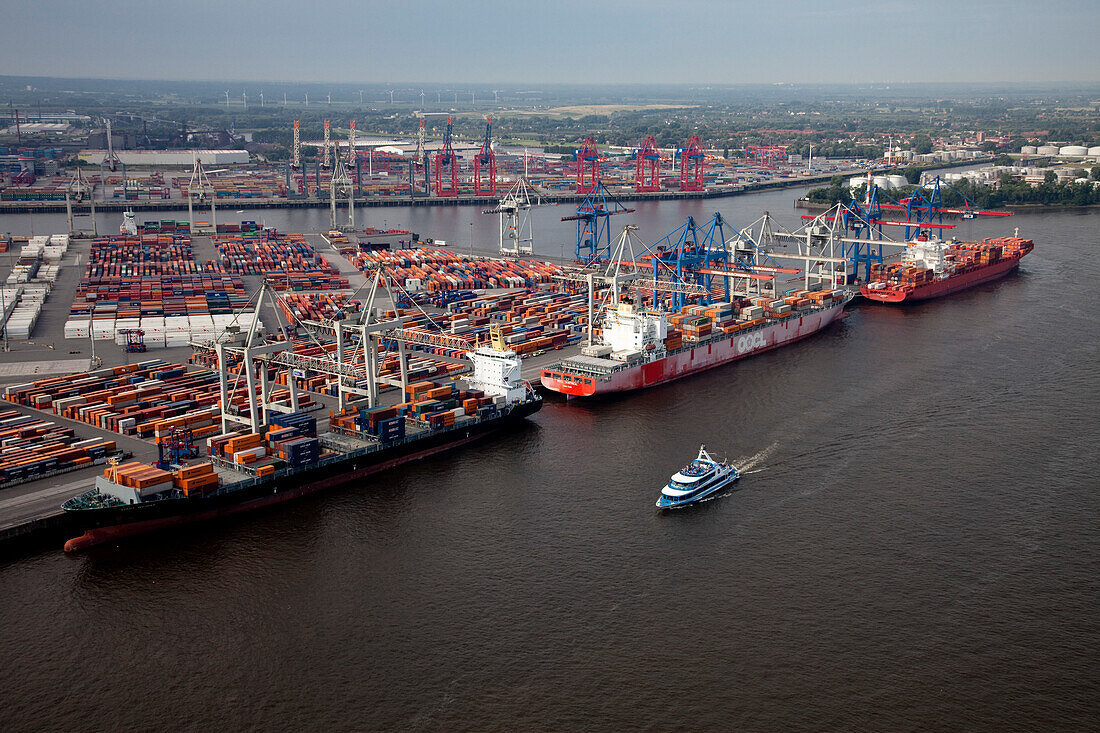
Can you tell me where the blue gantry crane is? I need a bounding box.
[645,213,731,310]
[880,175,1014,239]
[561,182,634,265]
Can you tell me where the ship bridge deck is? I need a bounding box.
[553,355,623,376]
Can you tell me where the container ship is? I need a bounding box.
[60,344,541,552]
[541,288,849,397]
[860,235,1033,304]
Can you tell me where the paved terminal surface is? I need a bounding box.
[0,358,92,377]
[0,473,96,531]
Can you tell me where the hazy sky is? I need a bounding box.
[2,0,1098,85]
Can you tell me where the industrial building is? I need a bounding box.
[77,150,249,166]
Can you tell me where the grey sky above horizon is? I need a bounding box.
[2,0,1098,85]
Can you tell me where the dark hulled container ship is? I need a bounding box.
[62,345,541,551]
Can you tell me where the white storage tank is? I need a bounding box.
[848,176,867,189]
[887,174,909,188]
[1020,146,1038,155]
[1059,145,1088,157]
[1037,145,1060,155]
[1088,146,1100,157]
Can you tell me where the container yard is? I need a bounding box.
[345,248,562,292]
[207,232,350,290]
[0,409,123,489]
[2,361,315,442]
[2,234,71,340]
[65,233,256,347]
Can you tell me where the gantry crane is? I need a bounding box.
[65,167,97,238]
[101,118,122,172]
[881,175,1014,239]
[798,176,965,282]
[554,226,711,346]
[483,177,534,257]
[474,115,497,196]
[329,152,355,231]
[186,154,217,234]
[291,120,301,169]
[433,116,458,197]
[643,213,735,309]
[680,136,705,191]
[410,113,431,196]
[346,119,357,167]
[745,145,788,168]
[575,137,600,194]
[635,136,660,193]
[561,182,635,265]
[322,120,332,168]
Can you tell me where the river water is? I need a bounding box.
[1,190,1097,731]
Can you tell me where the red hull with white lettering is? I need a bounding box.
[541,300,846,397]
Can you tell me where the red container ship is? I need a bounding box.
[860,235,1033,304]
[541,289,849,398]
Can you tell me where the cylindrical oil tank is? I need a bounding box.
[1059,145,1088,156]
[1037,145,1060,155]
[1021,145,1038,155]
[1088,146,1100,157]
[887,174,908,188]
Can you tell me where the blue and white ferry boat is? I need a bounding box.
[656,445,739,509]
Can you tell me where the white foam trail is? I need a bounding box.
[736,440,779,472]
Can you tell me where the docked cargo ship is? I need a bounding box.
[860,235,1033,304]
[60,345,541,552]
[541,289,849,397]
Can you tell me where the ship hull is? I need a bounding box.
[860,255,1024,304]
[62,399,542,552]
[657,474,739,509]
[541,301,846,397]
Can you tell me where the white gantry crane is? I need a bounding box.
[329,151,355,231]
[186,154,217,234]
[65,167,97,238]
[101,118,121,172]
[322,120,332,169]
[287,269,474,412]
[346,119,357,168]
[484,177,535,258]
[291,120,301,169]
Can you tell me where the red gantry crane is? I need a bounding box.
[680,136,704,191]
[576,137,600,194]
[433,116,458,197]
[474,116,497,196]
[745,145,788,169]
[635,136,660,193]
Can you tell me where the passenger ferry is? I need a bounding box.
[656,445,739,509]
